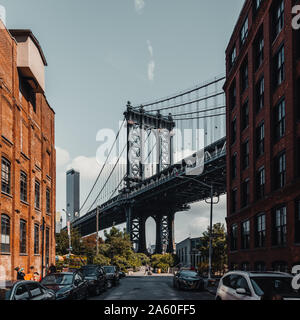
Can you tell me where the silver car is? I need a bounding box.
[216,271,300,300]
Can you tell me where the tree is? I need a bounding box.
[198,223,227,274]
[55,228,83,256]
[93,254,111,266]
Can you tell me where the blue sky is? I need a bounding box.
[1,0,244,244]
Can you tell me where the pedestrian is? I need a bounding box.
[15,267,25,280]
[33,272,41,282]
[24,266,35,281]
[49,264,57,274]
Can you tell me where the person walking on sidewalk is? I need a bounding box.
[15,267,25,280]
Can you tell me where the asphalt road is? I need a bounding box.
[89,275,215,300]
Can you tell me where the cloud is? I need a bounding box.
[135,0,145,14]
[67,156,101,180]
[147,40,155,81]
[56,146,70,167]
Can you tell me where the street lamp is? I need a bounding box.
[178,175,220,280]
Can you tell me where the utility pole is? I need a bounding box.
[208,185,214,280]
[96,206,99,255]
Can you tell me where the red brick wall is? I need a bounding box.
[224,0,300,271]
[0,26,56,281]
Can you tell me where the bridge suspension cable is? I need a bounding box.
[79,118,126,214]
[84,141,128,214]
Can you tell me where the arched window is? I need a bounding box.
[1,215,10,253]
[1,157,11,194]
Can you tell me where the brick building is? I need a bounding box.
[224,0,300,272]
[0,20,56,281]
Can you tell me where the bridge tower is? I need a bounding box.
[124,102,176,254]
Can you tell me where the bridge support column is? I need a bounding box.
[154,215,163,254]
[137,216,147,254]
[167,213,175,254]
[125,205,132,236]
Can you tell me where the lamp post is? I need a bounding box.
[62,209,79,259]
[178,175,220,280]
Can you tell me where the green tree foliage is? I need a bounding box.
[93,254,111,266]
[150,253,176,272]
[198,223,227,274]
[56,228,84,256]
[137,253,150,266]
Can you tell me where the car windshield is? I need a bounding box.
[250,276,298,297]
[81,268,97,276]
[41,274,73,286]
[103,266,115,273]
[180,271,199,278]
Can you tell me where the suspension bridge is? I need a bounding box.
[70,75,227,254]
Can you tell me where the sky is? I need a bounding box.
[1,0,244,245]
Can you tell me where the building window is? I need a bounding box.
[272,206,287,246]
[255,213,266,248]
[272,261,288,273]
[34,224,39,255]
[35,180,40,209]
[274,98,285,141]
[1,215,10,253]
[46,227,50,268]
[242,179,250,208]
[20,171,27,203]
[255,30,264,70]
[274,45,285,87]
[242,140,250,170]
[254,261,266,272]
[295,200,300,243]
[273,0,284,39]
[230,224,238,251]
[20,220,27,254]
[240,17,248,46]
[231,118,237,145]
[19,76,36,113]
[46,188,51,215]
[256,121,265,157]
[256,166,265,200]
[241,60,249,92]
[241,100,249,130]
[256,77,264,112]
[229,81,237,110]
[230,47,237,69]
[232,189,238,213]
[1,157,11,194]
[231,153,237,180]
[241,220,250,249]
[274,151,286,189]
[241,262,250,271]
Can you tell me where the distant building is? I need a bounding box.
[55,212,63,234]
[176,237,205,269]
[66,169,80,222]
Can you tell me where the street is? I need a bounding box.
[89,273,215,301]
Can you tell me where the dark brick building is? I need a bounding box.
[224,0,300,272]
[0,20,56,281]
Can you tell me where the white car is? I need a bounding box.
[216,271,300,300]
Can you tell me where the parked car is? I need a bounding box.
[173,270,204,291]
[0,281,56,300]
[216,271,300,300]
[41,272,88,300]
[80,265,107,296]
[103,266,120,287]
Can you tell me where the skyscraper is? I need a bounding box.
[66,169,80,222]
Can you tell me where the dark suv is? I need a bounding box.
[103,266,120,287]
[80,265,107,296]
